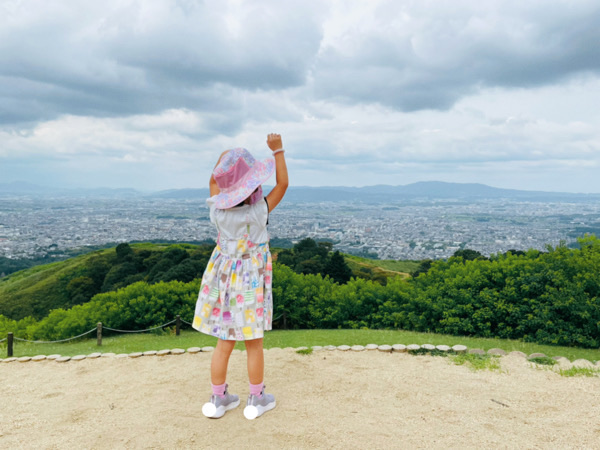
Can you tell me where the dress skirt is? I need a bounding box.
[192,237,273,341]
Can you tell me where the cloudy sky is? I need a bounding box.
[1,0,600,193]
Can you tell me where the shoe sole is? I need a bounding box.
[243,400,276,420]
[202,399,240,419]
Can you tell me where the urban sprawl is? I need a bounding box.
[1,197,599,261]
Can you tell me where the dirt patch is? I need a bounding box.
[1,351,599,449]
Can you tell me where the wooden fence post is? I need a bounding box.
[97,322,102,346]
[176,315,181,336]
[7,332,13,357]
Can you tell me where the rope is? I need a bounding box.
[13,328,96,344]
[4,314,276,344]
[103,319,177,333]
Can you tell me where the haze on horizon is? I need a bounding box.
[1,0,600,194]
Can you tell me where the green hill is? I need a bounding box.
[345,254,419,280]
[1,239,418,321]
[0,252,99,320]
[0,242,213,321]
[3,237,599,349]
[272,238,420,284]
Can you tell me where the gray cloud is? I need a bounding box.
[0,0,324,129]
[311,0,600,111]
[3,0,599,127]
[1,0,600,193]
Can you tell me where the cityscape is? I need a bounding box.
[2,194,599,262]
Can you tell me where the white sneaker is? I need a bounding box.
[243,385,276,420]
[202,385,240,418]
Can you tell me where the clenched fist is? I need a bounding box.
[267,133,283,152]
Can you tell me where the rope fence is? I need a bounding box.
[2,315,186,358]
[13,328,97,344]
[3,313,287,358]
[103,319,178,333]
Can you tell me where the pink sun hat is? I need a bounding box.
[212,148,275,209]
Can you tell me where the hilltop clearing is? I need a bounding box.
[1,351,599,448]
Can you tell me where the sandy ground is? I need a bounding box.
[1,349,600,449]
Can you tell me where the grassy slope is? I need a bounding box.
[0,243,185,320]
[344,254,420,279]
[0,254,92,319]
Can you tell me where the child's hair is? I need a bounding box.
[232,186,262,208]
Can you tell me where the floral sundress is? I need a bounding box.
[192,207,273,341]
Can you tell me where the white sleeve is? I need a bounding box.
[251,197,269,226]
[206,196,218,224]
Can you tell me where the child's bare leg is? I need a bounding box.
[211,339,236,385]
[243,337,276,419]
[203,339,239,419]
[244,338,264,384]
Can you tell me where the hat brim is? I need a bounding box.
[213,157,275,209]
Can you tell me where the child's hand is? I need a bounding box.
[267,133,283,151]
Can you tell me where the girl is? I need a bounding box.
[192,133,288,420]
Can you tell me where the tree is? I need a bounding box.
[101,262,138,292]
[162,247,189,264]
[66,276,97,306]
[159,259,203,283]
[87,256,111,290]
[295,257,326,276]
[116,243,133,261]
[452,249,486,261]
[324,251,353,284]
[411,259,433,278]
[294,238,318,253]
[275,249,296,268]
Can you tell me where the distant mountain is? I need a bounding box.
[283,182,600,203]
[0,182,144,198]
[3,181,599,202]
[348,181,583,198]
[146,182,551,202]
[0,181,48,194]
[148,188,210,199]
[68,187,143,198]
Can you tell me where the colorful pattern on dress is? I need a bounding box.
[192,237,273,341]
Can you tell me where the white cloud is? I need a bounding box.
[1,0,600,192]
[311,0,600,110]
[0,0,325,125]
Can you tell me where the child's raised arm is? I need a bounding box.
[209,150,229,197]
[265,133,288,211]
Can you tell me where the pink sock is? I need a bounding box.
[212,382,227,398]
[249,382,264,397]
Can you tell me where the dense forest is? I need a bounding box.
[1,236,599,348]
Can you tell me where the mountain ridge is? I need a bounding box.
[2,181,599,202]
